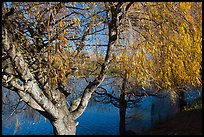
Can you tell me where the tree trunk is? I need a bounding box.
[178,91,186,112]
[50,117,76,135]
[119,77,127,135]
[48,112,77,135]
[2,2,134,135]
[119,98,127,135]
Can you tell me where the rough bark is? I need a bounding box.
[50,112,77,135]
[2,2,133,135]
[2,21,72,135]
[51,119,76,135]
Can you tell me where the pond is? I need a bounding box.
[2,78,202,135]
[2,99,119,135]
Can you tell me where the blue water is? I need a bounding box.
[126,88,202,134]
[76,103,119,135]
[2,100,119,135]
[2,82,202,135]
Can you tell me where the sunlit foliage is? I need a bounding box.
[2,2,107,89]
[110,2,202,92]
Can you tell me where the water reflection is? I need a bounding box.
[126,88,202,134]
[2,79,202,135]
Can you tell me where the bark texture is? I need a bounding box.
[2,3,126,135]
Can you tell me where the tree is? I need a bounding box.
[125,2,202,111]
[93,77,164,135]
[2,2,202,135]
[94,2,202,134]
[2,2,135,135]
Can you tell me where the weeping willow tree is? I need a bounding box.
[126,2,202,110]
[95,2,202,135]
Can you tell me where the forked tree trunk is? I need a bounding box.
[37,103,78,135]
[2,2,134,136]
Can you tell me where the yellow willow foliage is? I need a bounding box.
[60,36,68,43]
[180,2,192,11]
[117,2,202,90]
[119,51,131,75]
[49,49,71,88]
[155,2,201,89]
[116,44,151,88]
[9,2,105,90]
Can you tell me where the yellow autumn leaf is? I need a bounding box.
[63,29,67,34]
[33,6,37,10]
[149,60,153,67]
[59,20,63,27]
[55,55,60,62]
[34,11,40,16]
[60,36,68,43]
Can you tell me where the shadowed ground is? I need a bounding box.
[142,108,202,135]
